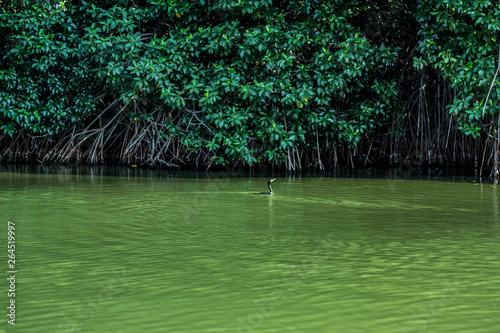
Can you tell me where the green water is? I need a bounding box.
[1,168,500,333]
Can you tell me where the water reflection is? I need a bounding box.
[0,167,499,332]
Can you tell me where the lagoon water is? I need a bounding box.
[1,166,499,332]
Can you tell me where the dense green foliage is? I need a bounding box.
[82,0,401,166]
[415,0,500,138]
[0,1,96,135]
[0,1,499,170]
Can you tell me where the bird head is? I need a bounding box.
[268,178,276,184]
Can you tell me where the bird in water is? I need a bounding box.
[260,178,276,195]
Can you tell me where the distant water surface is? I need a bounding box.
[0,167,499,332]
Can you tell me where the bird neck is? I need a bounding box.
[268,183,273,194]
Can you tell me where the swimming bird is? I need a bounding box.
[260,178,276,195]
